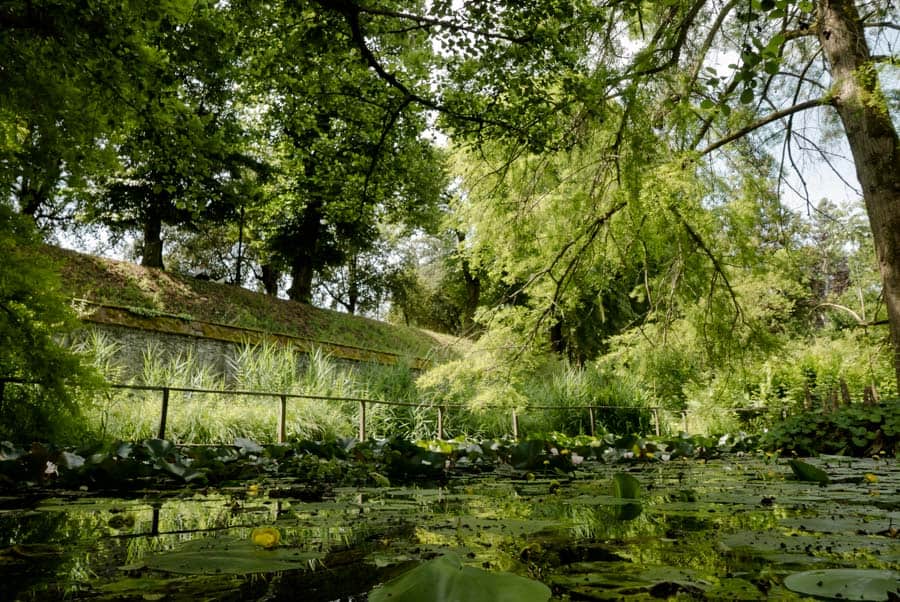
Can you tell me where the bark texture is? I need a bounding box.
[818,0,900,389]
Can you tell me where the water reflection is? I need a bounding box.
[0,456,897,600]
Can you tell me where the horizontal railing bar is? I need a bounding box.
[0,376,759,414]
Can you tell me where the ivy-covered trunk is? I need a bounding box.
[818,0,900,390]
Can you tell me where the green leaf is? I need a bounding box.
[766,34,786,52]
[700,99,715,110]
[612,472,641,499]
[369,553,551,602]
[784,569,900,601]
[740,88,755,104]
[788,459,830,483]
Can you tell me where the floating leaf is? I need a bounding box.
[784,569,900,601]
[143,536,319,575]
[612,473,642,520]
[612,473,641,499]
[368,552,550,602]
[789,459,830,483]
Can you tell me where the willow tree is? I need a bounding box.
[317,0,899,387]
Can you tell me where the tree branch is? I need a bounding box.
[686,0,740,92]
[814,303,889,327]
[320,0,535,138]
[698,97,831,156]
[354,6,532,43]
[864,21,900,32]
[623,0,707,80]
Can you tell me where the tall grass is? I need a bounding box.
[72,333,662,445]
[75,336,420,444]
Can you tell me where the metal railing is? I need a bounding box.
[0,378,669,442]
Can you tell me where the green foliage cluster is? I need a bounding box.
[3,0,898,445]
[761,401,899,457]
[0,206,100,441]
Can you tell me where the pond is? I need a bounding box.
[1,454,898,601]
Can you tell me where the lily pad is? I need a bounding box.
[368,552,551,602]
[612,473,642,519]
[142,536,321,575]
[612,473,641,499]
[789,459,830,483]
[784,569,900,601]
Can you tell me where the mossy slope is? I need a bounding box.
[48,246,460,363]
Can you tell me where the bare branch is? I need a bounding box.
[815,303,889,327]
[864,21,900,32]
[791,131,862,196]
[698,97,831,156]
[776,48,822,207]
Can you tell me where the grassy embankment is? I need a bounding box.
[47,246,467,443]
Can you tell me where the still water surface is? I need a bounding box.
[1,455,897,600]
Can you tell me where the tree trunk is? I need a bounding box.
[818,0,900,390]
[261,264,280,296]
[17,125,62,220]
[346,255,358,315]
[288,261,314,304]
[455,230,481,334]
[286,200,324,304]
[141,210,165,269]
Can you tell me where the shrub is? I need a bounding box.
[0,206,100,443]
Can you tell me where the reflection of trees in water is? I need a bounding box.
[4,455,895,599]
[0,510,72,599]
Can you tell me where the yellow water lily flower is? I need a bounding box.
[251,527,281,549]
[864,473,878,483]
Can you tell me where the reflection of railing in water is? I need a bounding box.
[2,378,704,441]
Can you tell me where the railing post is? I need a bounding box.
[652,408,660,436]
[681,410,688,434]
[157,387,170,440]
[511,409,519,440]
[278,395,287,444]
[588,406,595,437]
[358,400,367,441]
[437,406,444,440]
